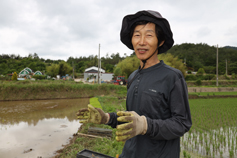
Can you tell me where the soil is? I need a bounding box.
[53,125,84,158]
[53,134,79,158]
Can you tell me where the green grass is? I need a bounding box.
[56,96,126,158]
[0,80,127,101]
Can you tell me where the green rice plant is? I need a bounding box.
[89,97,102,109]
[220,151,223,158]
[183,150,187,157]
[181,98,237,158]
[229,150,234,158]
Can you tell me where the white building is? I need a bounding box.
[84,66,113,83]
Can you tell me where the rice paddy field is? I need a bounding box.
[181,98,237,158]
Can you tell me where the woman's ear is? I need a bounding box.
[159,40,165,47]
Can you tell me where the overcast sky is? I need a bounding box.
[0,0,237,61]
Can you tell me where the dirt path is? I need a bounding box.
[188,87,237,92]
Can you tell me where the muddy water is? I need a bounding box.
[0,98,89,158]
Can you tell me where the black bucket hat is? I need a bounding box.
[120,10,174,54]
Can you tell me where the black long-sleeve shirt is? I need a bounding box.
[107,60,192,158]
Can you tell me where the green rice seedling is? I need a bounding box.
[183,150,187,158]
[187,153,191,158]
[206,145,210,156]
[229,150,234,158]
[182,98,237,157]
[220,150,223,158]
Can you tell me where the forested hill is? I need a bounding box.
[1,43,237,76]
[224,46,237,50]
[168,43,237,74]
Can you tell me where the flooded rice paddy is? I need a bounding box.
[0,98,89,158]
[181,98,237,158]
[181,127,237,158]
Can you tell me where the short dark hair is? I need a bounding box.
[130,21,165,53]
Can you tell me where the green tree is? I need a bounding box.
[203,66,215,74]
[58,61,73,76]
[115,53,186,78]
[158,53,187,77]
[11,72,17,81]
[29,62,37,72]
[46,64,59,77]
[76,61,86,73]
[115,55,139,78]
[113,67,122,76]
[0,63,8,74]
[105,64,114,73]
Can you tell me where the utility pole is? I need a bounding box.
[98,44,100,84]
[72,61,74,79]
[216,44,218,86]
[226,59,227,76]
[100,53,102,84]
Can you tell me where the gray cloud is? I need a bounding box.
[0,0,237,60]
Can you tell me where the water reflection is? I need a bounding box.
[0,98,89,158]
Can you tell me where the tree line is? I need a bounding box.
[0,43,237,78]
[0,52,125,77]
[168,43,237,75]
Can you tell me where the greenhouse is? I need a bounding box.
[34,71,42,75]
[24,67,33,73]
[19,69,30,77]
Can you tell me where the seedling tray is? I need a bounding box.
[77,149,114,158]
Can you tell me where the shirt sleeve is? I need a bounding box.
[106,112,128,128]
[145,78,192,140]
[106,112,118,128]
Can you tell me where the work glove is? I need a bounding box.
[116,111,147,142]
[77,104,109,124]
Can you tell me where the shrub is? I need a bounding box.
[201,74,215,80]
[11,72,18,81]
[32,75,46,80]
[0,75,8,81]
[185,74,197,81]
[197,68,205,75]
[187,70,192,74]
[232,73,236,80]
[224,75,230,80]
[196,79,202,86]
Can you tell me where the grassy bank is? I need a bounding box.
[0,80,127,101]
[1,80,237,101]
[55,95,127,158]
[186,80,237,87]
[189,91,237,96]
